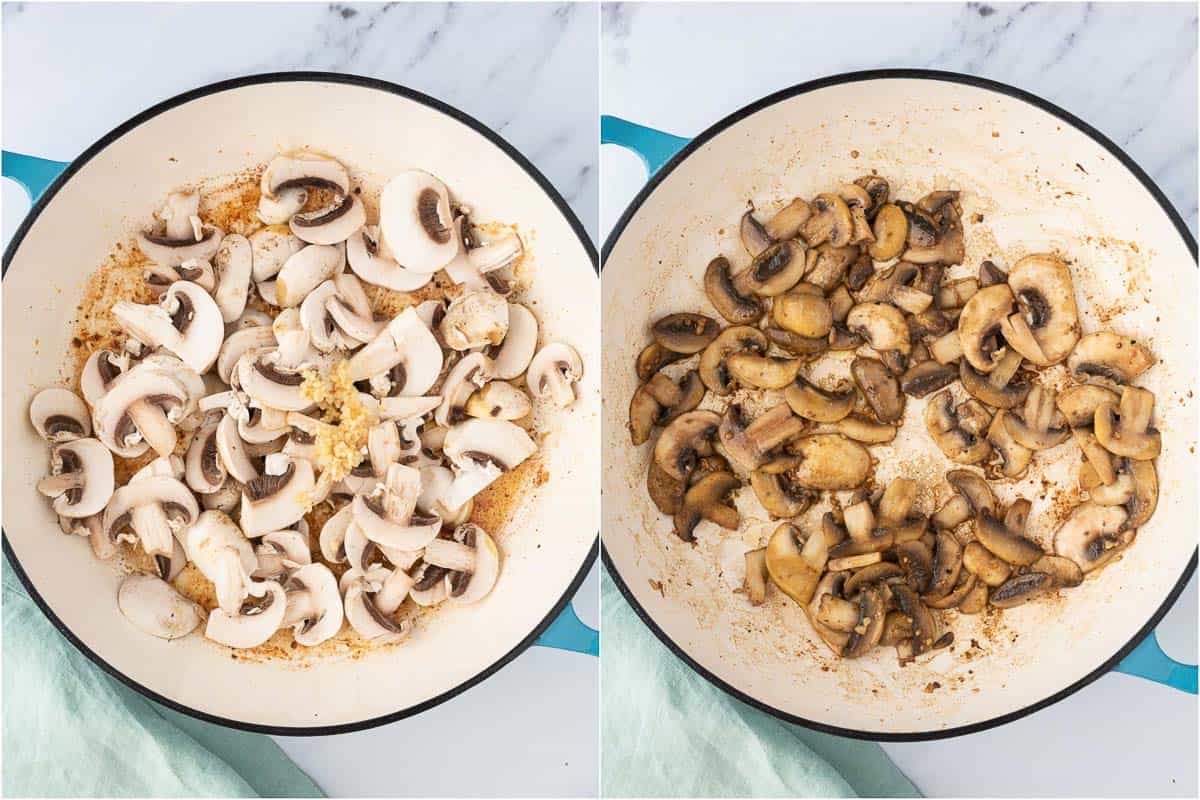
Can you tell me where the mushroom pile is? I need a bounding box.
[629,177,1160,663]
[31,151,583,650]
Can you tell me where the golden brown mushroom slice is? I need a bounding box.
[733,240,808,297]
[765,522,827,605]
[699,325,768,395]
[959,347,1029,409]
[986,409,1032,480]
[957,283,1015,373]
[846,302,911,355]
[925,391,993,465]
[989,572,1053,609]
[802,193,854,248]
[646,459,685,515]
[867,203,908,261]
[1031,554,1084,588]
[673,471,741,542]
[635,341,687,382]
[962,541,1012,587]
[1005,254,1080,366]
[628,370,705,446]
[1003,384,1070,450]
[924,530,964,599]
[786,434,872,491]
[726,353,803,390]
[975,504,1043,566]
[1068,331,1155,386]
[652,313,720,354]
[851,356,905,423]
[1094,386,1161,461]
[653,409,721,482]
[841,586,886,659]
[718,403,807,472]
[1053,501,1132,574]
[772,290,833,339]
[749,457,817,519]
[900,360,959,399]
[744,547,769,606]
[784,375,856,423]
[705,256,764,325]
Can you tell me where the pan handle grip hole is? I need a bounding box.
[601,116,690,177]
[2,151,69,203]
[1115,630,1198,694]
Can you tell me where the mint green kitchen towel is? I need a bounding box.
[601,569,920,798]
[2,559,323,798]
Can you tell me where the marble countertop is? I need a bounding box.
[601,3,1196,798]
[3,3,599,797]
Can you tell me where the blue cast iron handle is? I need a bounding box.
[599,119,1199,692]
[3,148,601,658]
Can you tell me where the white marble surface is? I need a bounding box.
[3,3,599,797]
[601,4,1197,798]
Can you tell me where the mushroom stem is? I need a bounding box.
[37,472,83,497]
[423,538,477,572]
[131,502,175,573]
[127,399,178,457]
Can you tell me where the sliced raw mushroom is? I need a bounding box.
[184,416,227,493]
[112,281,224,373]
[275,244,346,308]
[239,454,315,536]
[957,284,1013,373]
[423,523,501,604]
[440,418,537,509]
[490,303,539,380]
[261,152,350,198]
[925,390,992,464]
[213,234,253,323]
[348,307,444,396]
[705,256,763,324]
[92,363,192,458]
[253,529,313,580]
[30,387,91,442]
[1004,254,1079,365]
[440,290,509,351]
[851,356,905,423]
[1068,332,1154,385]
[37,438,115,518]
[137,223,223,267]
[278,563,344,646]
[718,403,807,472]
[103,475,199,577]
[1094,386,1161,460]
[379,170,458,273]
[527,342,584,408]
[435,352,495,427]
[346,224,433,291]
[118,574,203,640]
[217,325,276,385]
[80,349,130,406]
[734,241,808,296]
[205,580,287,649]
[290,194,366,246]
[699,326,767,395]
[352,463,441,551]
[344,573,408,641]
[784,375,855,422]
[250,226,306,283]
[186,510,259,614]
[466,381,532,421]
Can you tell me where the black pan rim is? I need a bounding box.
[600,66,1197,742]
[2,70,599,736]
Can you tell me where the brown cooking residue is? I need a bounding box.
[64,164,544,665]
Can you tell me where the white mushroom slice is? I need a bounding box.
[378,170,457,273]
[261,152,350,199]
[300,280,349,353]
[239,405,290,445]
[436,352,496,426]
[80,349,130,406]
[378,395,442,420]
[138,353,207,431]
[237,352,312,412]
[250,226,306,282]
[235,308,274,329]
[367,419,425,475]
[441,418,537,508]
[413,299,444,331]
[137,224,223,267]
[526,342,583,408]
[37,438,115,518]
[217,326,276,385]
[253,528,312,579]
[372,566,415,614]
[417,466,473,526]
[348,307,444,396]
[258,188,308,225]
[240,454,315,536]
[160,191,200,241]
[351,464,442,550]
[271,307,320,370]
[213,234,253,323]
[185,416,226,494]
[92,364,191,458]
[325,293,381,344]
[275,244,346,308]
[468,231,523,273]
[177,259,216,293]
[319,503,355,563]
[465,382,531,421]
[112,281,224,373]
[343,577,407,642]
[290,194,366,245]
[30,387,91,442]
[408,560,450,606]
[205,580,287,649]
[216,413,259,484]
[444,523,501,604]
[186,510,258,614]
[256,280,280,306]
[102,475,199,578]
[439,291,510,351]
[491,303,539,380]
[346,225,433,291]
[118,574,203,640]
[202,478,242,514]
[279,563,344,646]
[130,454,185,483]
[1054,502,1132,573]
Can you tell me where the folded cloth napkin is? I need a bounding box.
[601,569,920,798]
[2,559,323,798]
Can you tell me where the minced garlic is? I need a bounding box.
[300,360,378,486]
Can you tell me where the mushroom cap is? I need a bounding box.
[348,307,444,396]
[491,303,539,380]
[653,409,721,481]
[40,438,115,518]
[80,349,129,406]
[275,244,346,308]
[285,563,345,646]
[444,417,537,474]
[705,256,764,324]
[699,326,768,396]
[1006,254,1080,365]
[344,576,408,641]
[783,376,855,423]
[445,523,501,604]
[440,290,510,351]
[30,387,91,442]
[92,364,192,458]
[319,503,355,563]
[1067,331,1155,386]
[205,580,288,649]
[346,224,435,291]
[236,353,312,412]
[261,152,350,198]
[239,455,315,536]
[290,194,366,246]
[379,170,458,273]
[1054,501,1131,573]
[846,302,911,355]
[217,325,276,385]
[788,434,872,490]
[651,313,720,354]
[213,233,253,323]
[957,284,1014,373]
[249,226,306,282]
[526,342,584,408]
[186,510,258,614]
[112,281,224,374]
[137,225,223,267]
[1057,383,1120,428]
[435,352,496,427]
[118,574,203,640]
[185,417,227,493]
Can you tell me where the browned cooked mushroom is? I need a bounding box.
[705,256,764,324]
[673,471,741,541]
[733,241,807,297]
[636,342,687,382]
[629,370,706,445]
[699,325,768,395]
[784,375,856,422]
[1093,386,1161,461]
[851,356,905,423]
[652,313,720,354]
[718,403,807,472]
[653,410,721,481]
[802,193,853,248]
